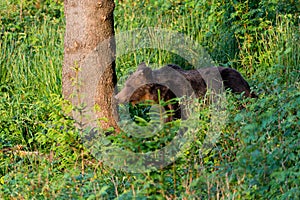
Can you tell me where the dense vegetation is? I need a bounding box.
[0,0,299,199]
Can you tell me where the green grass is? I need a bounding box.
[0,0,299,199]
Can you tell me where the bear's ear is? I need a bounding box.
[137,62,152,78]
[137,62,148,70]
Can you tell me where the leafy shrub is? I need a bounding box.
[0,0,299,199]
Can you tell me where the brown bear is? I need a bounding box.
[115,63,256,121]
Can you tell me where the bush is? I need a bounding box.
[0,0,299,199]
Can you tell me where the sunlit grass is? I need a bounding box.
[0,0,299,199]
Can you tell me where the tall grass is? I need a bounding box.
[0,18,64,96]
[0,0,299,199]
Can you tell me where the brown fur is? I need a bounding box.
[115,63,256,121]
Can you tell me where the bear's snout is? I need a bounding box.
[115,89,129,103]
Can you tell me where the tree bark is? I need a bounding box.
[63,0,118,130]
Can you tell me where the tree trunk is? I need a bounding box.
[63,0,118,130]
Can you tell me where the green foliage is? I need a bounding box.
[0,0,299,199]
[217,82,299,199]
[0,0,64,89]
[232,86,300,199]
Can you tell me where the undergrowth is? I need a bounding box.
[0,0,299,199]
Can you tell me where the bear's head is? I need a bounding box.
[115,62,157,105]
